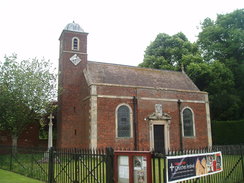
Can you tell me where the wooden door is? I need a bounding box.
[153,125,165,153]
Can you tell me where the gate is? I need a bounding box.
[49,147,114,183]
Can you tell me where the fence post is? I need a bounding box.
[31,150,34,177]
[74,148,79,183]
[240,144,244,181]
[106,147,114,183]
[48,147,54,183]
[9,146,13,171]
[163,155,167,183]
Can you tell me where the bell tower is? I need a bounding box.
[57,22,88,148]
[59,21,88,69]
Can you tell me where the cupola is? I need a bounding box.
[64,21,84,32]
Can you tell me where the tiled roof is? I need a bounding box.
[85,61,199,91]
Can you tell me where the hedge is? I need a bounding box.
[211,120,244,145]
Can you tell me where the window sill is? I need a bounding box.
[116,137,133,139]
[183,136,196,139]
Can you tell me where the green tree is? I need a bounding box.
[187,61,240,120]
[139,32,202,71]
[198,9,244,118]
[0,54,56,149]
[140,9,244,120]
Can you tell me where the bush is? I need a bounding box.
[211,120,244,145]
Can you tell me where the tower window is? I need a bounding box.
[72,37,79,50]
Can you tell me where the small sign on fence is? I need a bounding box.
[114,151,152,183]
[166,151,223,183]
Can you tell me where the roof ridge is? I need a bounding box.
[87,60,182,73]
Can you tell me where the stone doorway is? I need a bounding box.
[147,106,171,153]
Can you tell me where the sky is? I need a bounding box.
[0,0,243,69]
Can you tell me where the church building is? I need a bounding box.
[57,22,212,152]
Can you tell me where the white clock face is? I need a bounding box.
[70,54,81,66]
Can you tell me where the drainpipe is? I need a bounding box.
[133,96,138,150]
[178,99,183,151]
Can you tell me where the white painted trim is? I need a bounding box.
[72,37,80,51]
[90,85,97,149]
[91,83,207,94]
[149,120,170,153]
[141,97,177,102]
[141,97,205,104]
[115,103,133,138]
[205,94,212,147]
[181,107,196,137]
[98,95,133,100]
[97,94,206,104]
[63,50,87,54]
[182,100,205,104]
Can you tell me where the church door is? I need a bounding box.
[153,125,165,153]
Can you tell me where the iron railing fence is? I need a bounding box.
[0,145,243,183]
[0,145,114,183]
[0,145,49,182]
[152,144,244,183]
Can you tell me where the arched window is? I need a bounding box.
[116,104,132,138]
[182,108,195,137]
[72,37,79,50]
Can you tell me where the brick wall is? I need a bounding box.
[96,85,209,150]
[0,122,48,148]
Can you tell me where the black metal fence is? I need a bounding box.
[0,145,243,183]
[0,146,49,182]
[0,146,114,183]
[152,145,244,183]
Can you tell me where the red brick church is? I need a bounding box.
[57,22,212,152]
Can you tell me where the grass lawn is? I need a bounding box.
[0,169,44,183]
